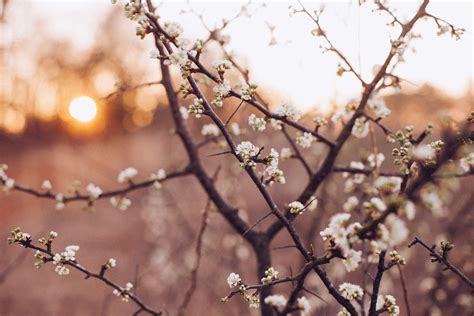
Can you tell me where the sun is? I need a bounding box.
[69,96,97,122]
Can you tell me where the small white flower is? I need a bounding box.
[180,106,189,120]
[296,132,315,148]
[363,197,387,212]
[307,196,318,211]
[368,98,391,118]
[164,47,189,67]
[201,124,220,137]
[110,197,132,211]
[297,296,310,314]
[53,253,62,264]
[240,83,257,101]
[314,116,328,126]
[55,194,65,210]
[188,98,205,118]
[149,48,159,59]
[276,103,301,122]
[264,295,287,308]
[289,201,305,214]
[280,147,292,160]
[117,167,138,183]
[342,249,362,272]
[368,153,385,168]
[374,176,402,194]
[459,152,474,172]
[352,117,370,138]
[86,183,102,200]
[343,196,359,212]
[163,21,183,38]
[213,79,231,97]
[261,267,279,284]
[55,265,70,276]
[212,59,232,72]
[401,200,415,220]
[337,309,351,316]
[410,145,435,160]
[106,258,117,268]
[49,231,58,239]
[248,114,266,132]
[236,141,260,168]
[230,122,240,136]
[339,282,364,300]
[41,180,52,191]
[150,169,166,190]
[270,118,283,130]
[4,178,14,192]
[227,272,241,288]
[248,295,260,309]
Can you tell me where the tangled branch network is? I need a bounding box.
[3,0,473,315]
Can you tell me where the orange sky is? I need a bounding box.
[2,0,473,115]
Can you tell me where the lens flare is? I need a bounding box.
[68,96,97,122]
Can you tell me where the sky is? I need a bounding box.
[2,0,473,114]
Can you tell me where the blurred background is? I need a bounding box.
[0,1,472,315]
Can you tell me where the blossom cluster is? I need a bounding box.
[319,213,362,271]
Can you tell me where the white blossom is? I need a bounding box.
[410,145,435,160]
[163,21,183,38]
[55,265,70,276]
[368,98,391,118]
[270,118,283,130]
[55,194,65,210]
[342,249,362,272]
[105,258,117,269]
[459,152,474,172]
[201,124,220,137]
[179,106,189,120]
[150,169,166,190]
[280,147,292,160]
[212,59,232,72]
[374,176,402,194]
[213,79,231,97]
[248,114,266,131]
[401,200,416,220]
[110,197,132,211]
[421,190,445,216]
[289,201,305,214]
[188,98,205,118]
[264,295,287,308]
[261,267,279,284]
[4,178,14,192]
[41,180,52,191]
[230,122,241,136]
[149,48,159,59]
[118,167,138,183]
[296,132,315,148]
[337,309,351,316]
[86,183,102,200]
[164,47,189,67]
[227,272,241,288]
[240,83,257,101]
[352,117,370,138]
[276,103,301,122]
[236,141,260,168]
[368,153,385,168]
[343,196,359,212]
[307,196,318,211]
[363,197,387,212]
[339,282,363,300]
[297,296,310,314]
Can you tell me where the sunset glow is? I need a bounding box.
[68,96,97,122]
